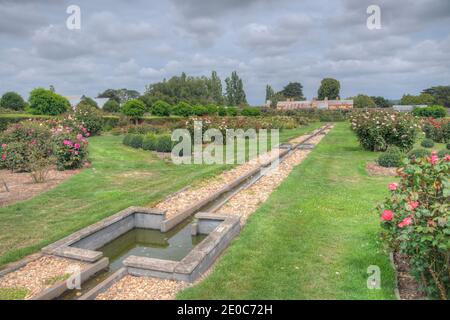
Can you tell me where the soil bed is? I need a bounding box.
[392,252,427,300]
[0,167,81,207]
[365,162,398,177]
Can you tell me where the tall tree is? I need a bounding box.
[265,85,275,102]
[422,85,450,107]
[371,96,391,108]
[280,82,305,100]
[317,78,340,100]
[98,88,140,104]
[225,71,247,106]
[400,93,435,106]
[210,71,223,105]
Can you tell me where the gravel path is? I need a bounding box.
[96,275,189,300]
[0,255,87,299]
[98,125,332,300]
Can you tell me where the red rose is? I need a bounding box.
[381,210,394,221]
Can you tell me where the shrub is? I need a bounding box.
[152,100,171,117]
[122,99,146,124]
[0,121,53,172]
[378,146,404,168]
[130,135,144,149]
[172,102,193,117]
[122,134,133,146]
[421,138,435,148]
[408,148,431,160]
[127,124,158,135]
[205,104,218,115]
[192,105,208,116]
[218,106,227,116]
[77,96,98,109]
[241,107,261,117]
[378,153,450,299]
[422,118,450,143]
[142,134,158,151]
[351,94,376,108]
[437,149,449,158]
[53,131,88,170]
[413,105,447,118]
[350,110,419,151]
[0,92,26,111]
[28,88,70,115]
[155,135,173,153]
[226,107,238,116]
[447,143,450,150]
[102,99,121,113]
[74,104,104,136]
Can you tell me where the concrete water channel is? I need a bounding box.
[35,124,332,300]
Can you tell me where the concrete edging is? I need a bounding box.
[78,267,128,300]
[30,257,109,300]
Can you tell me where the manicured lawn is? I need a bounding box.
[0,124,320,267]
[178,122,397,300]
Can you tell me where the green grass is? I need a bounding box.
[0,287,28,300]
[178,122,396,300]
[0,124,320,267]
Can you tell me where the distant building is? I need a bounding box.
[65,95,110,109]
[392,105,427,112]
[276,98,353,110]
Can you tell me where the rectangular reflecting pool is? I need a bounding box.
[99,219,206,272]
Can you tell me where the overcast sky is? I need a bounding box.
[0,0,449,104]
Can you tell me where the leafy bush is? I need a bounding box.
[447,143,450,150]
[123,134,133,146]
[408,148,431,160]
[192,105,208,116]
[226,107,238,116]
[350,110,419,151]
[102,99,121,113]
[126,134,143,149]
[0,121,53,172]
[218,106,227,116]
[142,134,158,151]
[351,94,376,108]
[77,96,98,109]
[152,100,171,117]
[378,153,450,299]
[0,92,26,111]
[121,99,146,123]
[413,105,447,118]
[205,104,218,115]
[241,107,261,117]
[378,146,404,168]
[437,149,449,158]
[156,135,173,153]
[421,138,435,148]
[172,102,193,117]
[0,114,52,131]
[74,103,104,136]
[53,131,88,170]
[127,124,158,135]
[28,88,70,115]
[422,118,450,143]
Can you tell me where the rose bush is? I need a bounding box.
[378,152,450,299]
[350,110,419,151]
[422,118,450,143]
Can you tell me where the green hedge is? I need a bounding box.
[0,114,53,131]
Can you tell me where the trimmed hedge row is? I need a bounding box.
[123,133,174,153]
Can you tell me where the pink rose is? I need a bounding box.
[1,155,6,160]
[398,217,413,228]
[85,132,90,137]
[444,155,450,162]
[77,134,83,141]
[381,210,394,222]
[75,151,79,156]
[74,143,80,149]
[63,140,71,146]
[388,183,398,191]
[1,143,6,148]
[408,201,419,211]
[428,152,438,165]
